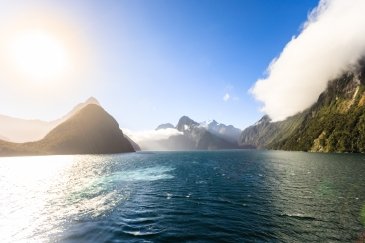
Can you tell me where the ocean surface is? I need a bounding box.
[1,150,365,242]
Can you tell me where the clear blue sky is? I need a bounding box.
[0,0,319,130]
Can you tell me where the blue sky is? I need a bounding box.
[0,0,319,130]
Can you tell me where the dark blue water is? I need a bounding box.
[1,150,365,242]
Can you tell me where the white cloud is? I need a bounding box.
[251,0,365,121]
[123,128,182,144]
[223,93,230,102]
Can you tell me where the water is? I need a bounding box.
[1,150,365,242]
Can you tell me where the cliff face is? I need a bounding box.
[240,63,365,153]
[0,104,135,156]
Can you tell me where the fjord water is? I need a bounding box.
[1,151,365,242]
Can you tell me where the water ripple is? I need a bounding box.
[1,151,365,242]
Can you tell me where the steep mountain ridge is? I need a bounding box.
[137,116,241,150]
[239,113,306,149]
[240,62,365,152]
[176,116,239,150]
[0,97,101,143]
[0,104,135,156]
[200,120,241,144]
[176,116,199,131]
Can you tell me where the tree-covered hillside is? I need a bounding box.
[240,63,365,153]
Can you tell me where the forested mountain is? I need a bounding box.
[240,62,365,153]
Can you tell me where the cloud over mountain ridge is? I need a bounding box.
[251,0,365,121]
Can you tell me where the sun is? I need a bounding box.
[8,29,70,82]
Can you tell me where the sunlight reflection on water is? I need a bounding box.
[0,155,74,242]
[0,154,176,242]
[0,155,126,242]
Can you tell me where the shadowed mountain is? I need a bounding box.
[176,116,239,150]
[176,116,199,131]
[239,114,305,149]
[0,104,135,156]
[240,60,365,152]
[200,120,241,144]
[0,97,100,143]
[125,134,141,151]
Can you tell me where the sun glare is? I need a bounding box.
[8,29,70,82]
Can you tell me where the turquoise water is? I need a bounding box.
[1,150,365,242]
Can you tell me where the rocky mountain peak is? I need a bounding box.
[85,97,100,106]
[176,116,199,132]
[254,115,271,125]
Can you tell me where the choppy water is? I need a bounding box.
[1,150,365,242]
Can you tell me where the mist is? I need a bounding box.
[251,0,365,121]
[123,128,183,150]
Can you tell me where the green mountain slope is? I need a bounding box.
[239,113,305,149]
[240,63,365,153]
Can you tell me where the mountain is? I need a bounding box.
[57,97,100,123]
[0,97,100,143]
[200,120,241,144]
[239,114,306,149]
[156,123,175,130]
[176,116,240,150]
[240,62,365,153]
[0,104,135,156]
[176,116,199,131]
[131,116,241,150]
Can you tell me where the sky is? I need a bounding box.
[0,0,319,130]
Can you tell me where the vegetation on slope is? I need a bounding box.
[241,63,365,153]
[239,113,305,149]
[270,71,365,152]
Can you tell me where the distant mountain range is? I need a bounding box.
[0,100,135,156]
[176,116,241,150]
[240,61,365,153]
[134,116,244,150]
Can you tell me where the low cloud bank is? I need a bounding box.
[123,128,182,144]
[251,0,365,121]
